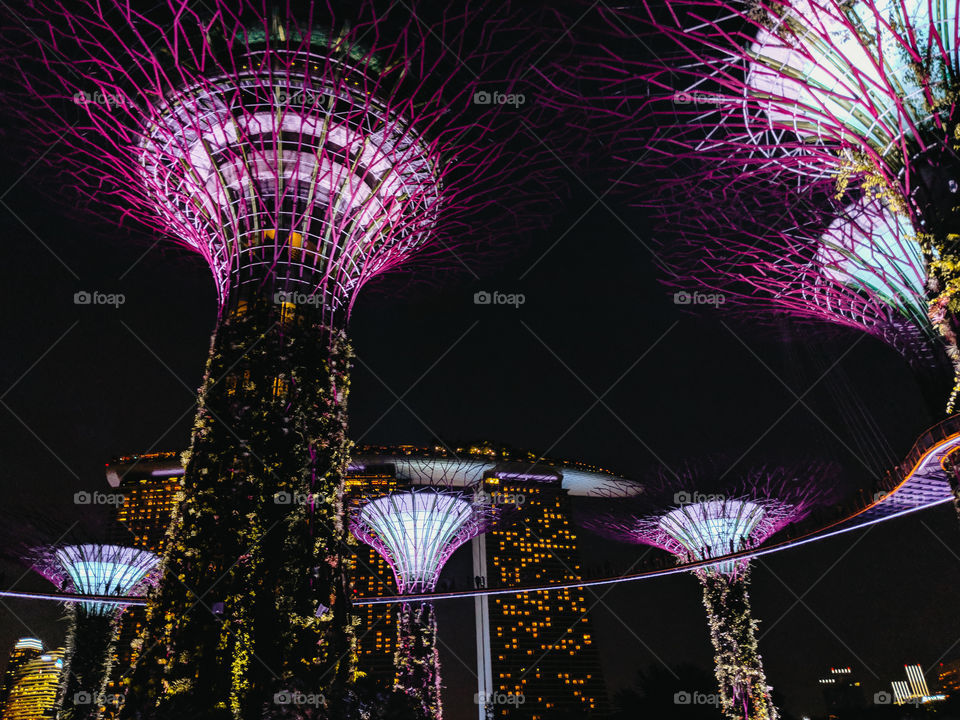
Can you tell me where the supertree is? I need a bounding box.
[3,2,563,717]
[32,544,158,720]
[539,0,960,408]
[646,168,955,409]
[349,485,494,720]
[585,463,834,720]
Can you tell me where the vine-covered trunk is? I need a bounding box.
[58,608,117,720]
[394,602,441,720]
[907,126,960,414]
[699,569,777,720]
[120,298,356,720]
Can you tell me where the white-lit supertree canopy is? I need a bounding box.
[33,544,158,720]
[3,2,568,714]
[586,463,835,720]
[353,490,490,595]
[43,545,159,616]
[350,487,493,720]
[648,167,953,409]
[551,0,960,411]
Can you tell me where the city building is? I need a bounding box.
[345,463,401,686]
[890,664,943,706]
[817,666,865,716]
[0,638,44,707]
[101,445,627,717]
[353,444,626,719]
[938,659,960,694]
[102,452,183,718]
[1,640,64,720]
[480,469,609,719]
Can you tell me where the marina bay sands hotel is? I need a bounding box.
[101,445,628,719]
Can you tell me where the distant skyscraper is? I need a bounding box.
[891,664,940,706]
[817,666,864,714]
[480,471,608,719]
[906,665,931,698]
[0,638,43,707]
[344,463,401,685]
[938,659,960,694]
[101,446,624,715]
[1,642,64,720]
[102,453,183,718]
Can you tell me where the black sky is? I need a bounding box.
[0,1,958,715]
[0,172,956,719]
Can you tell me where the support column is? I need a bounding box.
[472,533,493,719]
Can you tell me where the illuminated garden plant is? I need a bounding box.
[561,0,960,410]
[586,463,834,720]
[648,171,953,406]
[350,487,493,720]
[6,1,559,717]
[32,544,158,720]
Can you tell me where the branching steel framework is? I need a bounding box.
[33,545,157,720]
[556,0,960,410]
[6,2,561,718]
[350,486,493,720]
[586,463,834,720]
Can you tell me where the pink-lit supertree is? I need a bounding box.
[5,2,562,717]
[348,462,495,720]
[32,544,159,720]
[586,463,834,720]
[542,0,960,409]
[648,168,955,408]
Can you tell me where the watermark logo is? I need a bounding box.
[73,90,129,109]
[874,691,892,705]
[274,291,323,308]
[673,290,725,308]
[489,491,525,507]
[475,692,525,707]
[672,91,728,106]
[873,491,910,506]
[674,691,721,706]
[74,491,126,506]
[674,491,725,505]
[273,491,321,505]
[474,290,525,308]
[273,691,325,707]
[74,691,124,707]
[473,90,526,107]
[273,89,324,107]
[74,290,125,308]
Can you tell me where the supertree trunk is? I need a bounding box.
[57,608,116,720]
[121,298,355,720]
[699,569,776,720]
[394,602,441,720]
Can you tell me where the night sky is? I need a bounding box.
[0,3,958,719]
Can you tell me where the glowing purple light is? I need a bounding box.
[351,489,490,594]
[36,544,158,616]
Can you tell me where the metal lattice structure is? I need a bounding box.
[7,0,559,322]
[548,0,960,409]
[654,172,944,371]
[5,4,567,714]
[588,463,832,578]
[351,488,492,595]
[586,462,833,720]
[349,484,492,719]
[33,544,158,616]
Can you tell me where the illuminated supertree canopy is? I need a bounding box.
[586,463,834,720]
[350,485,493,720]
[547,0,960,410]
[647,170,953,405]
[33,544,158,720]
[4,2,565,717]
